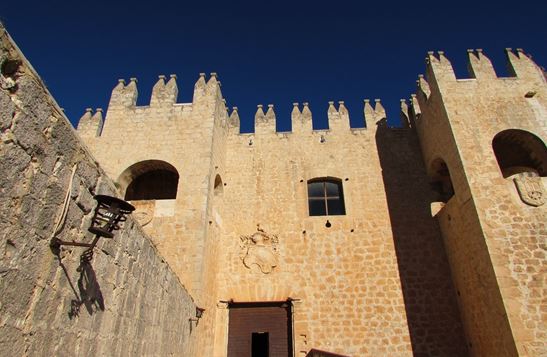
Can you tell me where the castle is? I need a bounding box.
[1,22,546,357]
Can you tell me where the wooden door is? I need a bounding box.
[227,302,292,357]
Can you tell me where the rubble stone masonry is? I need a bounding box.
[0,25,198,356]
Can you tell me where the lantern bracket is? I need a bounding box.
[50,195,135,253]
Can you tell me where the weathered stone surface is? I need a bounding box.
[0,89,15,130]
[415,49,547,356]
[0,24,197,357]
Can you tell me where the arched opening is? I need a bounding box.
[214,174,223,196]
[118,160,179,201]
[492,129,547,178]
[430,158,454,203]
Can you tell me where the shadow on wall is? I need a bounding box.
[306,348,350,357]
[374,119,469,357]
[52,247,105,319]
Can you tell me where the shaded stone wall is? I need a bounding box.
[414,49,546,356]
[0,25,197,356]
[375,124,468,356]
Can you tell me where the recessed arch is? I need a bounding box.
[430,158,455,203]
[118,160,179,200]
[492,129,547,178]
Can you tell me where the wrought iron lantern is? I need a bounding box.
[51,195,135,251]
[195,307,205,319]
[190,306,205,324]
[88,195,135,238]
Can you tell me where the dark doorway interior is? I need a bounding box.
[252,332,269,357]
[227,301,292,357]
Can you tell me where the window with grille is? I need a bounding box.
[307,178,346,216]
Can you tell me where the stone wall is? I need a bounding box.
[217,120,411,357]
[414,49,547,356]
[375,125,468,356]
[0,25,198,356]
[210,100,468,356]
[74,59,474,355]
[79,73,224,300]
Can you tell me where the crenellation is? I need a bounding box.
[467,48,497,79]
[301,101,312,123]
[292,102,312,133]
[399,99,410,128]
[108,77,138,109]
[417,74,431,101]
[255,104,265,122]
[207,72,219,91]
[327,100,350,131]
[203,72,225,105]
[265,104,276,121]
[92,107,103,123]
[326,101,338,122]
[291,102,301,121]
[363,98,373,128]
[425,50,457,86]
[408,94,421,127]
[506,48,546,82]
[150,74,179,107]
[77,107,92,125]
[373,98,385,119]
[338,100,348,116]
[76,107,97,138]
[193,72,207,101]
[228,106,239,129]
[150,74,166,106]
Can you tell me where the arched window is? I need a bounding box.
[492,129,547,178]
[118,160,179,201]
[430,158,454,203]
[307,178,345,216]
[214,174,223,196]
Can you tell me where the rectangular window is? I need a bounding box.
[307,179,346,216]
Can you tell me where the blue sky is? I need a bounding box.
[1,0,545,131]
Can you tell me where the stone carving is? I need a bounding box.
[240,228,279,274]
[134,211,153,226]
[514,173,545,206]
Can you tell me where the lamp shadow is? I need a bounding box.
[53,247,105,319]
[76,257,105,315]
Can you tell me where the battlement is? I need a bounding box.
[107,72,223,111]
[78,48,545,140]
[423,48,545,85]
[78,74,412,139]
[409,48,546,124]
[224,98,411,135]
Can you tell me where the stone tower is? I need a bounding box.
[78,72,229,302]
[411,49,547,356]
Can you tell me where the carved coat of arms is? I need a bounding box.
[514,173,545,207]
[133,211,153,227]
[240,228,279,274]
